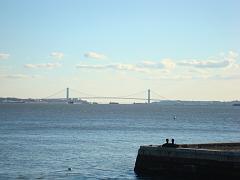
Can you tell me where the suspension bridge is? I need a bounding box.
[41,88,169,104]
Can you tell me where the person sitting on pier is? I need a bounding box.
[162,138,179,148]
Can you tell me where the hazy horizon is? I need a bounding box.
[1,0,240,101]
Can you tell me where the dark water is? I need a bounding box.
[0,104,240,179]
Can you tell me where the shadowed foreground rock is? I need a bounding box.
[134,142,240,179]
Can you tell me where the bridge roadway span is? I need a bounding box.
[77,96,161,101]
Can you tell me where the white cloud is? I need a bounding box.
[113,64,148,73]
[178,51,239,69]
[228,51,238,59]
[161,59,176,70]
[0,74,40,79]
[24,63,62,69]
[77,51,240,80]
[51,52,64,60]
[224,51,238,67]
[76,63,148,73]
[140,59,175,71]
[3,74,28,79]
[145,74,194,81]
[178,59,230,68]
[76,59,175,74]
[84,52,106,60]
[0,53,10,60]
[140,61,164,69]
[76,64,106,69]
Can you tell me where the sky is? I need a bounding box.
[0,0,240,102]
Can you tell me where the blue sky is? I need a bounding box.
[0,0,240,101]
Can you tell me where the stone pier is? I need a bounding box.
[134,142,240,179]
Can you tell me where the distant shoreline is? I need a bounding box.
[0,98,239,106]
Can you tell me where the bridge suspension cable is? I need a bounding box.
[42,89,66,99]
[69,88,97,97]
[151,90,169,100]
[117,90,147,98]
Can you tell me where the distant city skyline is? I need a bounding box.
[0,0,240,101]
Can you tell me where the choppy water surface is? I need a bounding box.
[0,104,240,179]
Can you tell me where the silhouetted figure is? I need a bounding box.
[68,168,71,171]
[162,138,179,148]
[162,139,169,147]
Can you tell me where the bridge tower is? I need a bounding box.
[148,89,151,104]
[66,88,69,101]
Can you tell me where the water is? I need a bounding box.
[0,104,240,179]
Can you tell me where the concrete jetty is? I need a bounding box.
[134,141,240,179]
